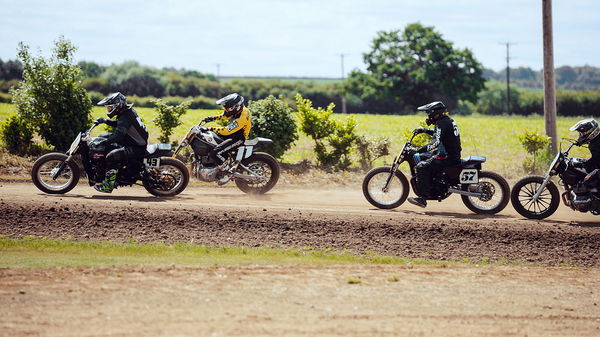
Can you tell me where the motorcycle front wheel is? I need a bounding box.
[461,171,511,214]
[143,157,190,197]
[31,153,80,194]
[510,175,560,219]
[235,152,280,194]
[362,166,410,209]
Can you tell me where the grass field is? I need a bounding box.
[0,102,591,178]
[0,236,458,268]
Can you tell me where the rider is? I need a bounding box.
[199,93,252,184]
[407,101,462,208]
[94,92,149,193]
[570,118,600,172]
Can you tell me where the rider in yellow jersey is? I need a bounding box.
[199,93,252,183]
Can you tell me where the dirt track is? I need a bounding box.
[1,182,599,266]
[1,182,600,336]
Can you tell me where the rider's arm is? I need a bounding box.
[203,114,226,123]
[584,143,600,171]
[104,116,129,144]
[104,119,118,127]
[208,109,250,137]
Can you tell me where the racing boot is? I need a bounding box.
[407,196,427,208]
[94,169,118,193]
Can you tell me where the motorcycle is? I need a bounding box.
[172,120,280,194]
[362,131,510,214]
[31,121,189,196]
[511,138,600,219]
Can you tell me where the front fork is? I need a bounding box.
[383,156,403,191]
[52,154,74,180]
[532,174,553,202]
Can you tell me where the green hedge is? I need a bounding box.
[88,92,218,110]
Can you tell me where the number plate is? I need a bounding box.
[144,157,161,168]
[459,169,478,184]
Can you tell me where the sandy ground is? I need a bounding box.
[1,182,600,336]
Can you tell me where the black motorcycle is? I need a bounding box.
[172,120,280,194]
[511,138,600,219]
[362,131,510,214]
[31,121,189,196]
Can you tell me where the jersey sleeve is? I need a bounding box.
[210,109,250,136]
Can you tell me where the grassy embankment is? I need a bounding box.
[0,102,590,179]
[0,236,513,268]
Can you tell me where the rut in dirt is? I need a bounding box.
[1,200,599,267]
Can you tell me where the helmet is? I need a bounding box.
[97,92,132,118]
[216,93,244,117]
[570,118,600,145]
[417,101,447,126]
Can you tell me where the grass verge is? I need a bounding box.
[0,236,470,269]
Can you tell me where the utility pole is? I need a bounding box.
[501,42,515,114]
[543,0,558,154]
[216,63,221,98]
[338,53,347,114]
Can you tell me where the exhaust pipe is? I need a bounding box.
[448,188,485,198]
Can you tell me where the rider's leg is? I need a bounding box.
[95,147,127,193]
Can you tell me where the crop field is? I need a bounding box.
[0,102,590,178]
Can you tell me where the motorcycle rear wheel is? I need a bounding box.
[235,152,280,194]
[461,171,510,214]
[510,175,560,219]
[362,166,410,209]
[31,153,80,194]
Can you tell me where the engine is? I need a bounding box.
[564,184,600,214]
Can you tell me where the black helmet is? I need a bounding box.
[216,93,244,117]
[97,92,132,118]
[570,118,600,145]
[417,101,447,125]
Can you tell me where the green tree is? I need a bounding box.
[345,23,485,112]
[248,95,298,159]
[152,98,190,144]
[10,36,92,150]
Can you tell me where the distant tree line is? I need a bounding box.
[1,22,599,116]
[484,65,600,91]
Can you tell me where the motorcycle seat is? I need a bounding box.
[244,137,273,146]
[461,155,486,165]
[146,143,171,155]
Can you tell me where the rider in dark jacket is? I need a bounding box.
[570,118,600,172]
[94,92,149,193]
[408,101,462,208]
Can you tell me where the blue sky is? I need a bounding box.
[1,0,599,77]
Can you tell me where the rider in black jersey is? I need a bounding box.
[408,101,462,208]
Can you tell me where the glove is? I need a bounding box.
[413,127,426,134]
[95,117,107,124]
[202,116,216,123]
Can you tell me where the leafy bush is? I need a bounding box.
[10,36,92,150]
[518,129,551,173]
[152,98,190,144]
[355,135,390,170]
[296,94,358,170]
[0,114,33,154]
[248,95,298,159]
